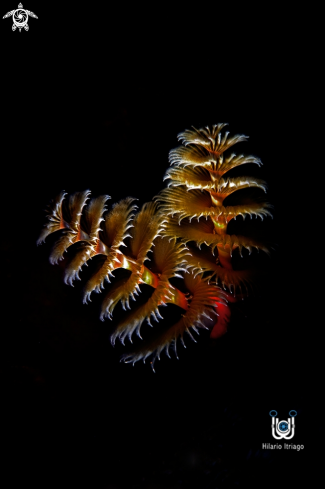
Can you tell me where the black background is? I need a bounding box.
[1,3,311,488]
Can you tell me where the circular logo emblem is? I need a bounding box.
[278,421,289,432]
[13,8,28,28]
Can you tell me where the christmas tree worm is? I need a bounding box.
[38,123,272,370]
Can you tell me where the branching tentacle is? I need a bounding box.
[121,273,226,370]
[157,188,272,225]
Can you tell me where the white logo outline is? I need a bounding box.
[3,3,38,32]
[269,410,297,440]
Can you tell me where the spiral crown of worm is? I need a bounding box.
[38,123,272,370]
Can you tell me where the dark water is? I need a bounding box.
[1,16,310,487]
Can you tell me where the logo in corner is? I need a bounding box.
[269,410,297,439]
[3,3,38,32]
